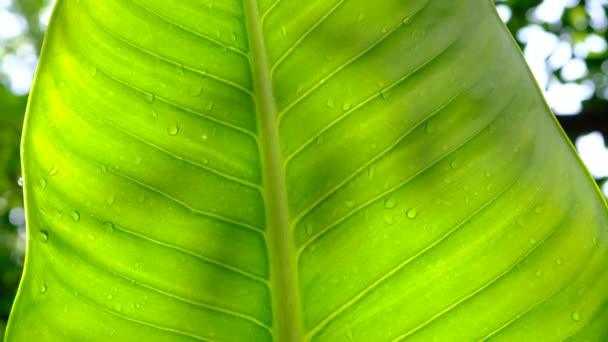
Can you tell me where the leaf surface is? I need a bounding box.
[6,0,608,341]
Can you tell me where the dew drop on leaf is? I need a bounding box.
[346,329,354,341]
[450,160,459,169]
[344,199,355,208]
[535,270,543,278]
[105,194,116,205]
[90,65,98,76]
[383,215,394,225]
[143,92,155,104]
[281,26,287,37]
[529,238,537,245]
[357,13,365,22]
[101,165,107,174]
[190,86,203,97]
[39,230,48,243]
[342,102,352,111]
[384,198,397,209]
[49,167,59,176]
[106,294,113,301]
[71,211,81,222]
[114,304,122,312]
[555,257,562,265]
[326,99,335,108]
[425,120,437,135]
[39,283,47,294]
[104,222,115,234]
[380,89,391,100]
[40,178,47,190]
[571,311,581,322]
[407,208,419,219]
[305,224,314,235]
[368,166,376,180]
[168,125,179,136]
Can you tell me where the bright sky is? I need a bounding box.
[1,0,607,195]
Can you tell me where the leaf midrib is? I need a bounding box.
[243,1,303,341]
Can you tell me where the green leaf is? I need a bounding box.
[7,0,608,341]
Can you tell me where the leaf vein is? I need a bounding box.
[305,176,520,340]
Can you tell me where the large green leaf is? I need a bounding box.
[6,0,608,341]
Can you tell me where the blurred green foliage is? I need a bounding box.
[1,0,608,338]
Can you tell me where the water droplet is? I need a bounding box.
[39,283,47,294]
[384,198,397,209]
[135,302,141,309]
[143,92,155,104]
[380,90,391,100]
[529,238,537,245]
[384,215,395,225]
[134,156,143,166]
[101,165,108,174]
[346,328,354,340]
[281,26,287,37]
[168,125,179,136]
[106,294,113,300]
[39,230,48,242]
[450,160,459,169]
[40,178,47,189]
[592,236,598,245]
[201,157,209,165]
[571,311,581,322]
[305,224,313,235]
[368,166,376,180]
[533,206,544,214]
[535,269,544,278]
[90,65,98,76]
[71,211,81,222]
[407,208,419,219]
[357,13,365,22]
[87,234,96,241]
[230,32,237,41]
[190,86,203,97]
[344,199,355,208]
[555,257,562,265]
[381,27,388,34]
[104,222,115,234]
[342,102,352,111]
[105,194,116,205]
[325,98,336,109]
[316,136,324,145]
[425,120,437,134]
[485,171,492,178]
[402,16,412,25]
[49,167,59,176]
[17,177,23,187]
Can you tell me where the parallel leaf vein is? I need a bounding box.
[305,176,520,340]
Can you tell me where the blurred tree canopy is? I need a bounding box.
[1,0,608,338]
